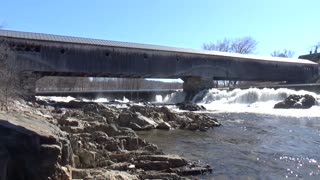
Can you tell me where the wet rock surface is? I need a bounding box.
[274,94,316,109]
[0,99,220,179]
[176,101,206,111]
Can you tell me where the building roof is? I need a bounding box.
[0,29,316,65]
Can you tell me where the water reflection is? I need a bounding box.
[137,113,320,179]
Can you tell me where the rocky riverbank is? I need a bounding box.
[0,99,220,180]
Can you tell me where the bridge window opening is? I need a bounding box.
[8,43,41,53]
[105,52,110,57]
[143,53,148,59]
[34,46,41,52]
[37,77,183,101]
[25,46,31,52]
[15,45,24,51]
[60,49,65,54]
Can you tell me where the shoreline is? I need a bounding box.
[0,99,220,180]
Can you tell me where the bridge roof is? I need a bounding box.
[0,29,316,65]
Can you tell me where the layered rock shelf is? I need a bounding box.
[0,99,221,180]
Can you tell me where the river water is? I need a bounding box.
[139,88,320,179]
[37,88,320,179]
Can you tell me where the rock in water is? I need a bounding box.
[118,111,157,130]
[157,122,172,130]
[176,102,206,111]
[274,94,316,109]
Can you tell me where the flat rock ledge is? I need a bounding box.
[0,111,72,180]
[0,99,220,179]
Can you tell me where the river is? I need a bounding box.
[138,88,320,179]
[37,88,320,179]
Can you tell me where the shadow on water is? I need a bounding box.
[137,113,320,179]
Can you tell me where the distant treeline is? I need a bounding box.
[36,77,182,91]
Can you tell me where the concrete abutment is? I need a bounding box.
[19,73,42,98]
[182,76,213,101]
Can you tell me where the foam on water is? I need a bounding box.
[163,90,186,103]
[36,96,77,102]
[93,98,109,103]
[155,95,163,103]
[116,96,130,103]
[163,88,320,117]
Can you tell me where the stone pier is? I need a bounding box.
[19,73,42,99]
[182,76,213,101]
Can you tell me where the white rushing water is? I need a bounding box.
[37,88,320,117]
[163,88,320,117]
[36,96,78,102]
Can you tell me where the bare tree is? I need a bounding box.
[203,36,258,87]
[0,42,19,110]
[230,37,258,54]
[271,49,294,58]
[203,36,257,54]
[314,42,319,53]
[203,38,231,52]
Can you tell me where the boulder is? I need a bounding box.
[301,94,317,108]
[57,117,80,127]
[78,150,97,168]
[110,162,131,171]
[132,112,157,127]
[91,131,110,144]
[100,107,119,124]
[137,155,188,168]
[140,172,183,180]
[117,111,157,130]
[117,112,132,127]
[129,105,151,117]
[110,153,132,162]
[157,122,172,130]
[60,126,84,134]
[176,102,206,111]
[129,122,143,130]
[119,136,149,151]
[135,160,170,170]
[177,167,212,176]
[55,100,93,109]
[83,104,100,114]
[72,168,139,180]
[0,112,72,180]
[274,94,316,109]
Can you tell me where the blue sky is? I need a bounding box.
[0,0,319,58]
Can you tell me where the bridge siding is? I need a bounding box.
[0,30,318,84]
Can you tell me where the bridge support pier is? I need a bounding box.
[19,73,42,99]
[182,76,213,101]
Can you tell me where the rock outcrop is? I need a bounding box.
[274,94,317,109]
[127,105,220,131]
[2,99,220,179]
[53,102,213,179]
[0,111,72,180]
